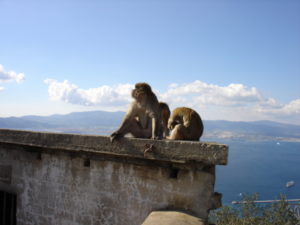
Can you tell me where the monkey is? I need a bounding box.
[125,101,170,139]
[110,82,163,142]
[167,107,203,141]
[159,102,171,138]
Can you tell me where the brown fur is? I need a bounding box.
[159,102,171,137]
[167,107,203,141]
[110,83,163,142]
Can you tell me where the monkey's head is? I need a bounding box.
[132,82,152,102]
[168,120,177,131]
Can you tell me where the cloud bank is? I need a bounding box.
[44,79,133,107]
[159,81,300,122]
[0,64,25,91]
[44,79,300,123]
[160,81,264,107]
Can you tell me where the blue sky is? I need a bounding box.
[0,0,300,124]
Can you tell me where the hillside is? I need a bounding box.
[1,111,300,141]
[203,120,300,141]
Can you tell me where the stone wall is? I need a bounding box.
[0,129,228,225]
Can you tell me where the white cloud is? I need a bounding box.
[258,99,300,115]
[282,99,300,114]
[0,64,25,91]
[159,80,263,107]
[44,79,133,107]
[0,64,25,83]
[44,79,300,123]
[159,81,300,120]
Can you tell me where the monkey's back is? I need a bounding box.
[171,107,203,140]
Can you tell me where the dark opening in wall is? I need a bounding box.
[84,159,91,167]
[36,152,42,160]
[0,190,16,225]
[169,168,179,179]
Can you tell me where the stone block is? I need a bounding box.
[141,211,207,225]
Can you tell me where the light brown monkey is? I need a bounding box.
[159,102,170,138]
[129,101,170,139]
[110,83,163,142]
[167,107,203,141]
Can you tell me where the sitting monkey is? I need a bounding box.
[159,102,171,138]
[167,107,203,141]
[110,83,163,142]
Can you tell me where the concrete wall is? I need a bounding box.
[0,129,228,225]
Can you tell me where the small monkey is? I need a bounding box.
[167,107,203,141]
[159,102,171,138]
[110,82,163,142]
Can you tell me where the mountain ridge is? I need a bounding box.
[1,111,300,141]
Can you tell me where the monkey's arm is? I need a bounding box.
[148,110,161,139]
[110,103,137,142]
[167,116,179,131]
[151,117,156,139]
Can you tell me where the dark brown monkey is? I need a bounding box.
[167,107,203,141]
[110,83,163,142]
[159,102,170,138]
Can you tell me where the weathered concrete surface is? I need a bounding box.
[0,129,228,225]
[141,211,207,225]
[0,129,228,165]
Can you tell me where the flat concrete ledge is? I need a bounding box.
[0,129,228,165]
[141,211,208,225]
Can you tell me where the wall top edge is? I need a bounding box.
[0,129,228,165]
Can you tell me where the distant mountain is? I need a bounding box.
[1,111,300,141]
[22,111,125,127]
[0,111,125,135]
[0,117,53,129]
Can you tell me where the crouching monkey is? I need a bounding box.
[167,107,203,141]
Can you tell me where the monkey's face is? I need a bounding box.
[132,88,144,102]
[131,83,152,102]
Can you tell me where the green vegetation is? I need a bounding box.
[210,194,299,225]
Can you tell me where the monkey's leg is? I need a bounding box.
[111,120,152,142]
[129,121,152,139]
[151,117,164,140]
[167,124,189,140]
[163,126,170,138]
[110,118,135,142]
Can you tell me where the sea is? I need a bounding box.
[206,139,300,205]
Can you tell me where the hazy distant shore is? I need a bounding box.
[1,110,300,142]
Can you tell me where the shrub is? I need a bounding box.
[210,194,299,225]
